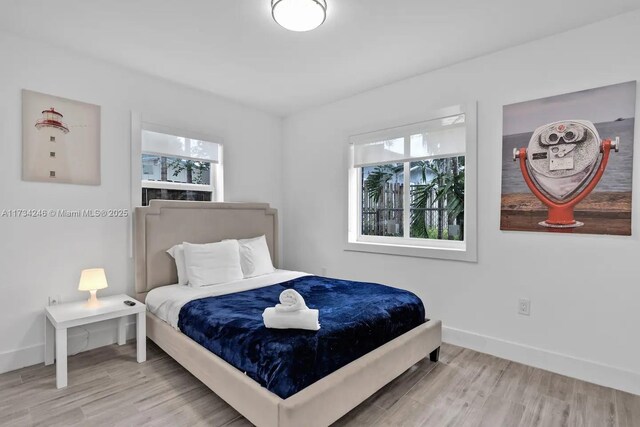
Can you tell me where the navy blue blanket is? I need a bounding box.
[178,275,425,399]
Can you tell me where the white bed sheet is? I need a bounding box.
[146,269,310,329]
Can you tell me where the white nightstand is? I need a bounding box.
[44,294,146,389]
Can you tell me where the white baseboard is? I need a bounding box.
[443,326,640,396]
[3,322,638,397]
[0,321,137,375]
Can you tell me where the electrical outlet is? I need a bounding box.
[321,267,327,276]
[48,295,61,306]
[518,298,531,316]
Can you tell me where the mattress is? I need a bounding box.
[175,274,426,399]
[146,270,310,328]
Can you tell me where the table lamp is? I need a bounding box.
[78,268,108,307]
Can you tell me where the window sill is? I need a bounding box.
[344,240,477,262]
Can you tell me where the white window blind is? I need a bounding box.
[142,129,220,163]
[351,114,465,167]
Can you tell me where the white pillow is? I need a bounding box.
[238,235,275,278]
[183,240,244,287]
[166,244,188,286]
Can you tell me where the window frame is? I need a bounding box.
[345,103,477,262]
[131,113,224,210]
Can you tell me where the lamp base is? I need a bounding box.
[86,289,101,308]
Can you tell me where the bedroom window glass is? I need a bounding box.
[140,129,223,206]
[361,163,404,237]
[347,104,477,262]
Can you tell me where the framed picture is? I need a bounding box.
[22,90,101,185]
[501,81,636,236]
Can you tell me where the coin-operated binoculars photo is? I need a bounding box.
[513,120,619,228]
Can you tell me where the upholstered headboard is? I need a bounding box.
[134,200,278,301]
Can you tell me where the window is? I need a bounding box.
[139,126,223,206]
[347,104,477,261]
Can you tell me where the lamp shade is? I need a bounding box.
[78,268,109,291]
[272,0,327,32]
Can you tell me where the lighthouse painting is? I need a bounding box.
[22,90,100,185]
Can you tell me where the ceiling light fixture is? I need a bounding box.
[271,0,327,32]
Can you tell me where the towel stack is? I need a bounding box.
[263,289,320,331]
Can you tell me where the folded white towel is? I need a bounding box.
[275,289,308,312]
[263,307,320,331]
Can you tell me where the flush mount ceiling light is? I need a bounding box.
[271,0,327,32]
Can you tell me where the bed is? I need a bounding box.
[134,200,442,427]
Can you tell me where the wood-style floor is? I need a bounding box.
[1,341,638,427]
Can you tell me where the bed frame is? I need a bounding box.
[134,200,442,427]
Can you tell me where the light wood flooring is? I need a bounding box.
[1,341,638,427]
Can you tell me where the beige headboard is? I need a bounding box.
[134,200,278,301]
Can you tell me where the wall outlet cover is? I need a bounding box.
[518,298,531,316]
[48,295,61,306]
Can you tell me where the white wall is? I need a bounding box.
[282,10,640,394]
[0,32,283,372]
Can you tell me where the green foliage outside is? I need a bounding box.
[168,158,211,185]
[363,157,465,240]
